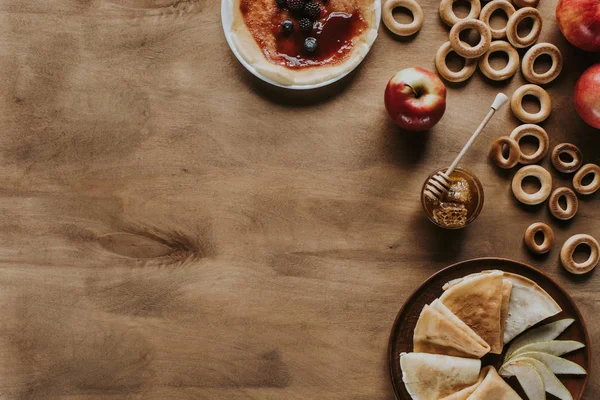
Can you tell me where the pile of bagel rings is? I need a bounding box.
[489,126,600,274]
[433,0,562,85]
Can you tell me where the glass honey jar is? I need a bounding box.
[421,167,484,229]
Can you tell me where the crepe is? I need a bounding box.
[466,366,522,399]
[400,352,481,400]
[440,270,504,354]
[502,272,562,344]
[500,279,513,345]
[430,300,490,351]
[414,304,491,358]
[440,367,486,400]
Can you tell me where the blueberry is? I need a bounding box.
[281,19,294,34]
[275,0,286,7]
[304,37,318,53]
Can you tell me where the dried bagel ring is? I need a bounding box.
[479,0,515,39]
[509,124,549,165]
[449,19,492,59]
[551,143,583,174]
[522,43,563,85]
[510,84,551,124]
[573,163,600,195]
[383,0,424,36]
[561,234,600,274]
[506,7,542,49]
[514,0,540,8]
[439,0,481,27]
[512,165,552,205]
[479,41,520,81]
[489,136,520,169]
[435,41,478,83]
[548,187,579,220]
[524,222,554,255]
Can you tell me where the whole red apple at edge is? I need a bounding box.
[556,0,600,52]
[385,67,447,132]
[574,64,600,129]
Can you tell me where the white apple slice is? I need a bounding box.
[502,352,587,376]
[509,362,546,400]
[505,319,574,360]
[508,340,585,360]
[514,357,573,400]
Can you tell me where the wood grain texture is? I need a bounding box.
[0,0,598,399]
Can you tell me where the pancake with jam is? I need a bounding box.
[227,0,379,86]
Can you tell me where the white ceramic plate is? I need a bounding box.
[221,0,381,90]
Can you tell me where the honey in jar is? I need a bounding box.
[421,167,484,229]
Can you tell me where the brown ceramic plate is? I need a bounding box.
[388,258,591,400]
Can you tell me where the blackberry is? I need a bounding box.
[281,19,294,34]
[304,37,318,53]
[303,2,321,20]
[286,0,305,12]
[299,17,313,33]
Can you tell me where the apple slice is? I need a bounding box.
[508,340,585,360]
[513,357,573,400]
[505,319,574,360]
[502,352,587,376]
[508,362,546,400]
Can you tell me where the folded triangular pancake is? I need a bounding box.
[400,352,481,400]
[440,367,486,400]
[430,299,491,355]
[414,305,490,358]
[442,270,499,290]
[466,366,522,400]
[440,270,504,353]
[500,279,513,345]
[503,272,562,344]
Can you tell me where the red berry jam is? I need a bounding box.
[240,0,367,69]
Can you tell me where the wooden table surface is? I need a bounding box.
[0,0,598,399]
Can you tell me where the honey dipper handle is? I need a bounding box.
[446,93,508,176]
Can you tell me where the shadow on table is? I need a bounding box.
[409,214,466,262]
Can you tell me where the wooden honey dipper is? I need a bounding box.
[424,93,509,202]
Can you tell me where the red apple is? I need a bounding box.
[556,0,600,52]
[574,64,600,129]
[385,67,447,132]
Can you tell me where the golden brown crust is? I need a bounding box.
[522,43,563,85]
[548,187,579,220]
[383,0,423,36]
[440,271,504,354]
[439,0,481,27]
[489,136,520,169]
[524,222,554,255]
[561,234,600,274]
[551,143,583,174]
[506,7,542,48]
[510,85,551,124]
[479,0,515,39]
[512,165,552,205]
[449,19,491,59]
[479,41,519,81]
[413,305,490,358]
[509,124,549,164]
[435,41,477,83]
[573,163,600,195]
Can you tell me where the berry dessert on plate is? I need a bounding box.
[222,0,380,88]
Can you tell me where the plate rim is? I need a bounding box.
[387,257,591,400]
[220,0,381,90]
